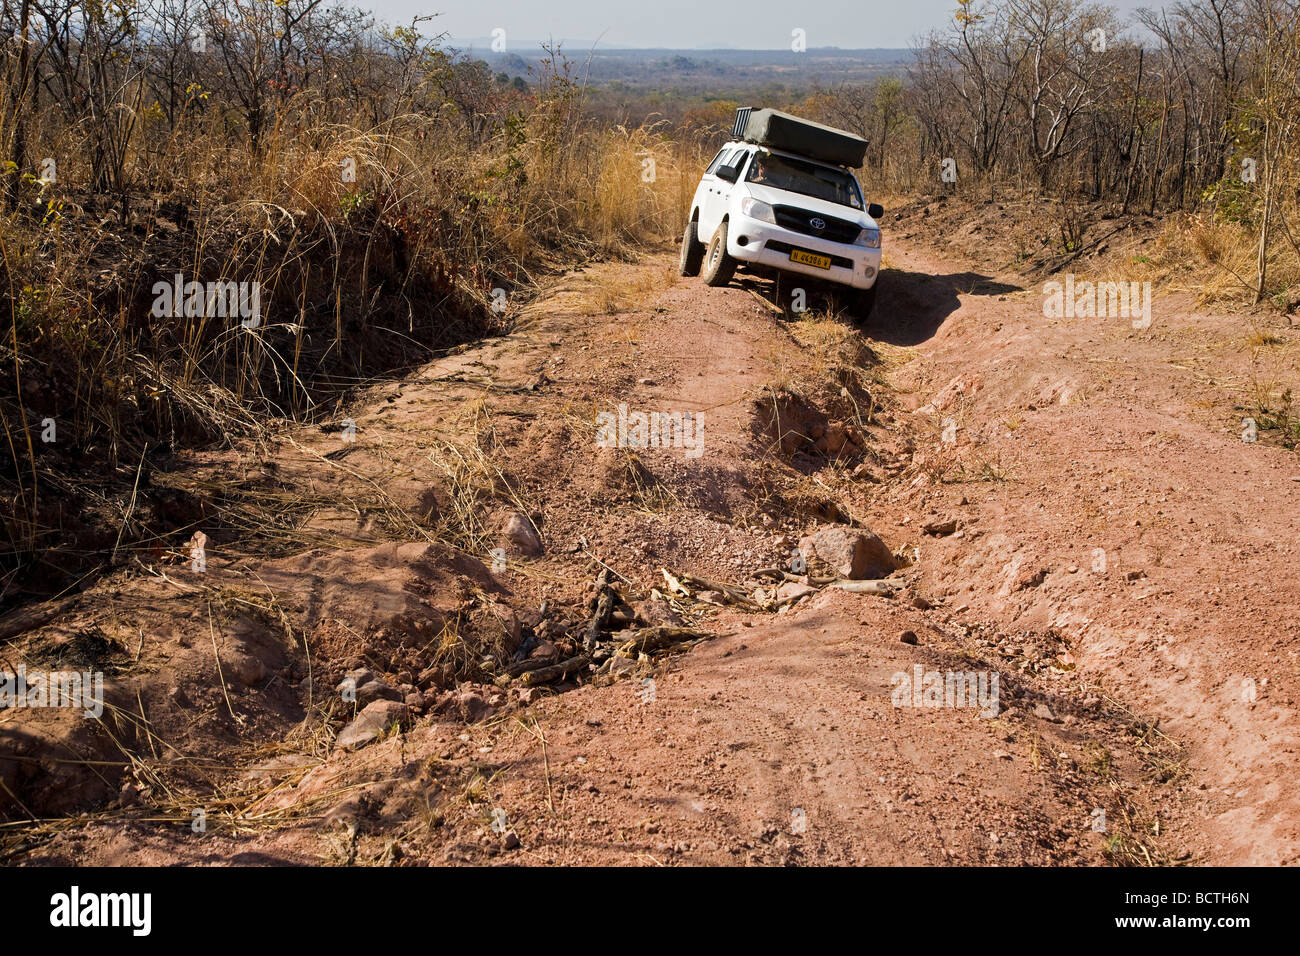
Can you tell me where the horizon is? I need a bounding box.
[365,0,1155,50]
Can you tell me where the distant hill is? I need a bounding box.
[457,46,912,92]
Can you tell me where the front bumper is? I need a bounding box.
[726,215,881,290]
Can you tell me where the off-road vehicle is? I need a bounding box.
[679,107,884,319]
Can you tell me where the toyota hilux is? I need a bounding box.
[679,107,883,319]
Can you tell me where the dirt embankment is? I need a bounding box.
[3,223,1297,866]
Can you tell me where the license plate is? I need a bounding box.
[790,249,832,270]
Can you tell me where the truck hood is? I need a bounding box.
[742,182,878,230]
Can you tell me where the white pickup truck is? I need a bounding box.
[679,108,883,319]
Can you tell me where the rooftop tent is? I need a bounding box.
[733,107,868,169]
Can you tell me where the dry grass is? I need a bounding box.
[2,78,706,600]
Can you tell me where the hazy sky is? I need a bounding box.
[361,0,1158,50]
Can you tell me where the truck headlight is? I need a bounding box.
[856,227,881,248]
[740,197,776,224]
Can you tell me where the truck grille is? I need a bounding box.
[772,205,861,244]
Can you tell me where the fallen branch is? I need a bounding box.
[827,579,895,596]
[0,595,80,643]
[616,625,710,657]
[585,568,616,651]
[520,654,592,686]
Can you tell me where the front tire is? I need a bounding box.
[678,217,705,276]
[852,283,878,323]
[702,220,737,287]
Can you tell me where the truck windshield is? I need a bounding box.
[746,152,862,210]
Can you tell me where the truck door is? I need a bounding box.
[699,147,744,241]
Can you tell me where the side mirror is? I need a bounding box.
[867,202,884,219]
[716,163,740,183]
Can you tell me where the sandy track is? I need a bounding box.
[8,236,1296,866]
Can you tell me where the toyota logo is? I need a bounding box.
[808,217,826,232]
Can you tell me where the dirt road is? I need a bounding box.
[7,234,1297,866]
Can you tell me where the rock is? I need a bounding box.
[777,581,816,602]
[798,526,896,580]
[485,602,522,652]
[813,421,863,456]
[404,692,425,712]
[529,640,559,662]
[499,512,542,557]
[636,592,683,627]
[1012,566,1048,590]
[168,685,191,708]
[351,679,403,708]
[503,830,521,850]
[342,667,377,688]
[228,654,266,687]
[900,630,918,645]
[1033,703,1058,722]
[454,688,495,723]
[922,517,959,536]
[910,595,933,611]
[336,700,408,751]
[608,656,637,677]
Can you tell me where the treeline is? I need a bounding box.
[802,0,1300,300]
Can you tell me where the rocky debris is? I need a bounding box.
[810,421,865,457]
[339,666,376,688]
[922,517,959,536]
[1013,566,1049,590]
[798,526,896,580]
[228,654,267,687]
[356,679,403,707]
[528,641,560,663]
[335,700,408,751]
[636,591,684,627]
[336,668,404,709]
[597,447,655,493]
[430,685,499,723]
[498,511,542,557]
[900,630,919,645]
